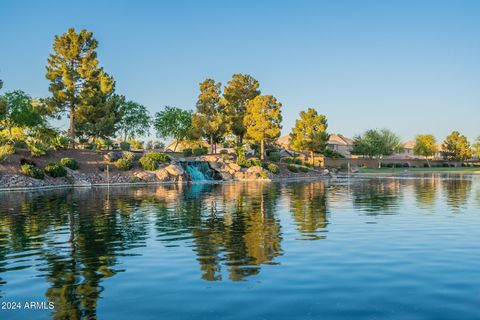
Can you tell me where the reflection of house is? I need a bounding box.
[326,134,353,157]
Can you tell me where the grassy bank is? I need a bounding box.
[357,167,480,174]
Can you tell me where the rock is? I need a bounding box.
[226,162,241,172]
[165,164,184,176]
[74,180,92,187]
[247,166,263,174]
[155,168,170,181]
[219,172,233,181]
[104,151,123,162]
[134,171,157,182]
[233,172,245,180]
[321,169,330,176]
[209,162,224,170]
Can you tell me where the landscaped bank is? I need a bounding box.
[0,149,331,190]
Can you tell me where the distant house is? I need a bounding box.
[388,141,416,159]
[326,134,354,157]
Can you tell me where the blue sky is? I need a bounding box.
[1,0,479,141]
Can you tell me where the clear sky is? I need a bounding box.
[1,0,479,142]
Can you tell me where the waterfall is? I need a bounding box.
[182,162,219,181]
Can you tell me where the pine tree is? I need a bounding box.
[46,28,114,145]
[244,95,282,160]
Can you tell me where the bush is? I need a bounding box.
[294,158,303,165]
[128,139,144,150]
[0,144,15,162]
[183,148,193,157]
[120,141,131,151]
[193,147,208,156]
[122,151,136,162]
[139,156,158,171]
[26,139,48,157]
[20,163,44,180]
[60,157,79,170]
[145,152,169,163]
[52,135,70,150]
[323,148,345,159]
[282,157,294,164]
[268,152,280,162]
[287,164,299,172]
[299,166,309,173]
[265,162,279,174]
[44,163,67,178]
[115,157,134,171]
[249,158,262,167]
[219,149,228,155]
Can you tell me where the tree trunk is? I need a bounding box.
[174,140,179,152]
[69,102,76,149]
[260,140,265,160]
[426,157,431,168]
[210,135,214,154]
[310,151,314,168]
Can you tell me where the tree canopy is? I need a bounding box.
[290,108,329,165]
[442,131,472,161]
[413,134,437,166]
[117,100,151,142]
[244,95,282,160]
[154,106,192,152]
[223,74,260,143]
[192,79,226,153]
[46,27,114,144]
[352,129,404,167]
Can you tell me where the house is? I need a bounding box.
[326,134,354,157]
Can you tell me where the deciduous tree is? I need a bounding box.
[154,106,192,152]
[117,100,151,142]
[413,134,437,167]
[289,108,329,166]
[442,131,472,161]
[352,129,404,168]
[244,95,282,160]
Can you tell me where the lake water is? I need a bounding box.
[0,175,479,320]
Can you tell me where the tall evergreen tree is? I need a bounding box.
[45,28,114,145]
[244,95,282,160]
[290,108,329,166]
[223,74,260,144]
[192,79,226,153]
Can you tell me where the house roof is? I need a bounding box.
[277,135,291,148]
[327,134,353,146]
[403,141,416,149]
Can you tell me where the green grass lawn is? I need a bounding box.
[357,167,480,174]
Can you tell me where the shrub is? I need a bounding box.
[145,152,169,163]
[299,166,309,173]
[115,157,133,171]
[52,135,70,150]
[139,156,157,171]
[287,164,298,172]
[20,163,44,180]
[249,158,262,167]
[294,158,303,165]
[26,139,48,157]
[265,163,279,174]
[282,157,294,164]
[259,171,269,179]
[323,148,345,159]
[60,157,79,170]
[268,152,280,162]
[98,164,107,172]
[193,147,208,156]
[122,151,136,162]
[44,163,67,178]
[0,144,15,162]
[219,149,228,155]
[120,141,131,151]
[183,148,193,157]
[128,139,144,150]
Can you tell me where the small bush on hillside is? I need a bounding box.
[299,166,309,173]
[52,135,71,150]
[323,148,345,159]
[122,152,136,162]
[183,148,193,157]
[20,163,44,180]
[44,163,67,178]
[294,158,303,165]
[0,144,15,162]
[268,152,280,162]
[128,139,144,150]
[115,157,133,171]
[120,141,131,151]
[145,152,169,163]
[193,147,207,156]
[60,157,79,170]
[263,162,279,174]
[26,139,48,157]
[139,155,158,171]
[219,149,228,155]
[282,157,294,164]
[287,164,299,173]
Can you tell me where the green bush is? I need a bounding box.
[26,139,48,157]
[144,152,169,163]
[60,157,79,170]
[294,158,303,165]
[299,166,309,173]
[219,149,228,155]
[0,144,15,162]
[20,163,44,180]
[44,163,67,178]
[120,141,131,151]
[128,139,144,150]
[287,164,299,173]
[98,164,107,172]
[139,155,158,171]
[115,157,133,171]
[183,148,193,157]
[193,147,207,156]
[268,152,280,162]
[323,148,345,159]
[249,158,262,167]
[52,135,70,150]
[265,163,279,174]
[122,151,136,162]
[282,157,294,164]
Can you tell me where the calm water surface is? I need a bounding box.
[0,175,479,320]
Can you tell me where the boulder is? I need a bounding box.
[247,166,263,174]
[209,162,224,170]
[104,151,123,162]
[233,171,245,180]
[134,171,157,182]
[219,172,233,181]
[226,162,241,172]
[155,168,170,181]
[165,164,184,176]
